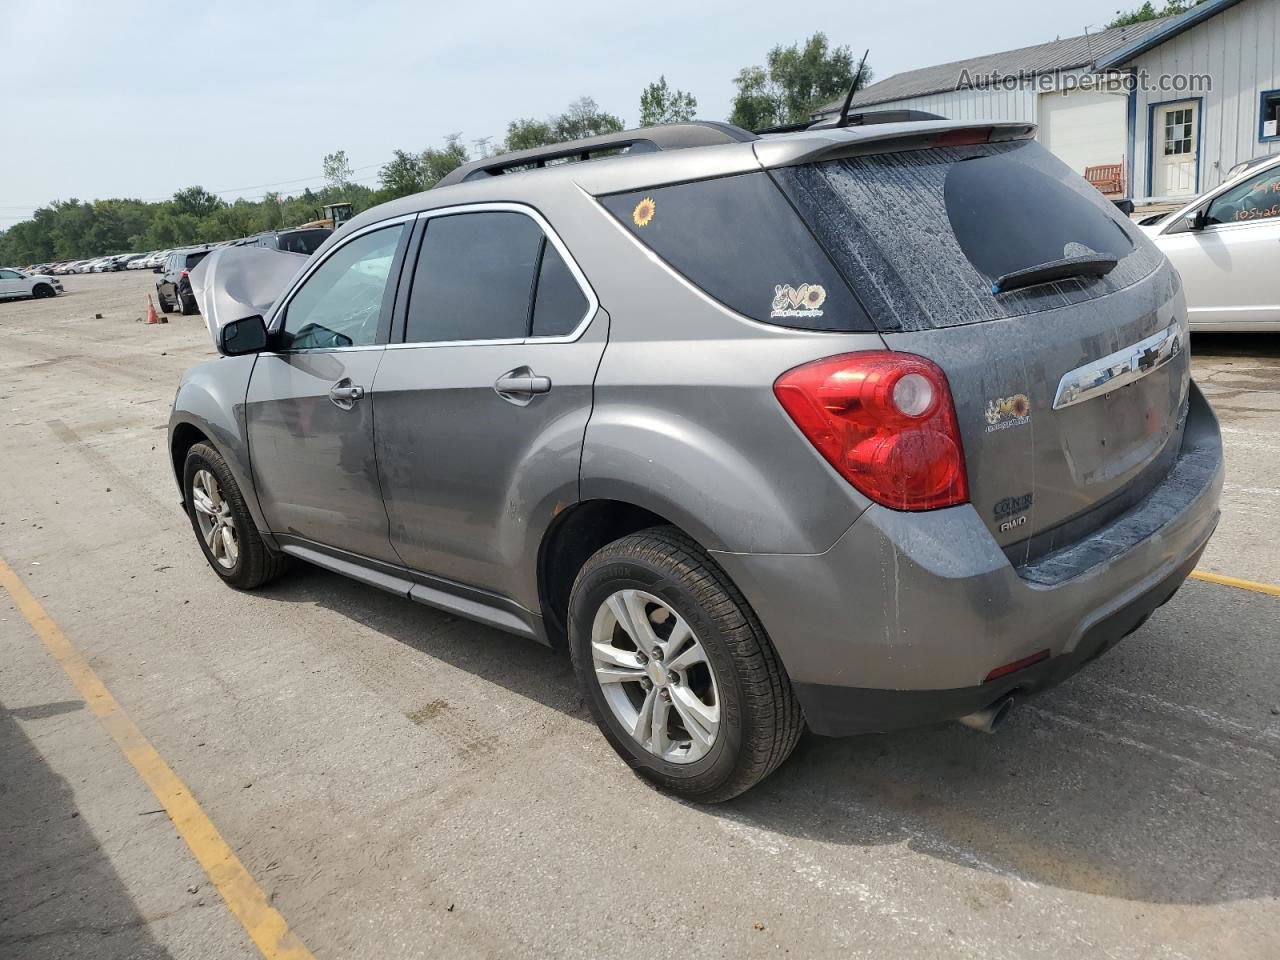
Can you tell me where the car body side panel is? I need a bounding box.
[373,312,610,611]
[167,355,275,542]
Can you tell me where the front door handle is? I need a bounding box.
[329,378,366,410]
[494,367,552,405]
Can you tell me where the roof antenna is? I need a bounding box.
[837,49,871,128]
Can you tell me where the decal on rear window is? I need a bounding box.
[770,283,827,319]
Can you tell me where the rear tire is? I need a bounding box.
[183,442,287,589]
[156,287,171,313]
[568,525,802,802]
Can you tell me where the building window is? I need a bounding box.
[1163,108,1194,155]
[1261,90,1280,141]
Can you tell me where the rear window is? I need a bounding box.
[277,229,331,255]
[600,172,871,332]
[183,251,209,270]
[771,140,1164,332]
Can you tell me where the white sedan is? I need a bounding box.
[1140,155,1280,331]
[0,267,63,300]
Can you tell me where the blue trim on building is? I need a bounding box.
[1260,89,1280,142]
[1097,0,1244,69]
[1126,68,1138,198]
[1146,96,1204,199]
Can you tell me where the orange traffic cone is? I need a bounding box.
[146,295,165,324]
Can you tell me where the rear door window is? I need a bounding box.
[600,173,870,331]
[771,140,1163,332]
[404,211,543,343]
[277,229,332,255]
[184,251,209,270]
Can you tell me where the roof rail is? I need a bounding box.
[434,121,759,189]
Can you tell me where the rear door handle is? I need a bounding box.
[494,367,552,405]
[329,378,366,410]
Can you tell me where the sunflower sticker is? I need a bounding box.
[770,283,827,319]
[632,196,656,228]
[984,394,1032,432]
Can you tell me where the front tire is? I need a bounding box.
[183,442,286,589]
[32,284,55,298]
[568,526,802,802]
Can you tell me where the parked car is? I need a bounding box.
[168,119,1223,801]
[155,247,211,314]
[0,267,63,300]
[1140,153,1280,331]
[234,227,332,256]
[128,251,159,269]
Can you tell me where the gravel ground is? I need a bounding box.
[1,270,1278,960]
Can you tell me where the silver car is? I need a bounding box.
[168,118,1223,801]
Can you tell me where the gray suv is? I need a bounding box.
[168,118,1223,801]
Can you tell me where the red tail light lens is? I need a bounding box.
[774,351,969,511]
[180,269,189,278]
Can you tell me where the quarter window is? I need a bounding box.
[279,224,405,350]
[1206,166,1280,225]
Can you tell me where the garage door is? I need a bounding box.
[1038,89,1127,180]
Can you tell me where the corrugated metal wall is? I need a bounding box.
[1130,0,1280,198]
[852,85,1040,123]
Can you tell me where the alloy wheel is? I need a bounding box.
[191,468,239,569]
[590,589,720,764]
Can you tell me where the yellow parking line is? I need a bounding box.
[1190,570,1280,597]
[0,556,315,960]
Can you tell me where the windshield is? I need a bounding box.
[771,140,1163,332]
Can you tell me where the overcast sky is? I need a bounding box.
[1,0,1135,226]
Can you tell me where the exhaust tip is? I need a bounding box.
[957,695,1015,734]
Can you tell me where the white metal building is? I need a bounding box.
[813,0,1280,202]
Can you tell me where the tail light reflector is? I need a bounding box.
[773,351,969,511]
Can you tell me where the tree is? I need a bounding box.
[322,150,353,190]
[375,135,470,202]
[729,33,870,130]
[504,118,557,152]
[170,186,224,220]
[1106,0,1203,28]
[379,149,430,195]
[554,96,624,141]
[639,76,698,126]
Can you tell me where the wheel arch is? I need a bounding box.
[537,498,707,649]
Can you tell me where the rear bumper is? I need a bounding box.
[712,382,1223,737]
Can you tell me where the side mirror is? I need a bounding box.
[218,315,270,356]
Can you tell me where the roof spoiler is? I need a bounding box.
[756,109,948,135]
[753,120,1039,169]
[435,121,759,189]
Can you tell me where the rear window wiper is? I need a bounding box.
[992,253,1118,295]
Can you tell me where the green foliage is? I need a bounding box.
[1,93,629,264]
[554,96,625,140]
[504,96,624,152]
[729,33,870,130]
[1106,0,1203,28]
[322,149,353,190]
[504,118,557,152]
[639,76,698,126]
[373,135,470,202]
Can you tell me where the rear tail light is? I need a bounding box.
[774,351,969,511]
[180,269,189,278]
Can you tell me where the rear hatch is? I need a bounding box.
[768,137,1190,563]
